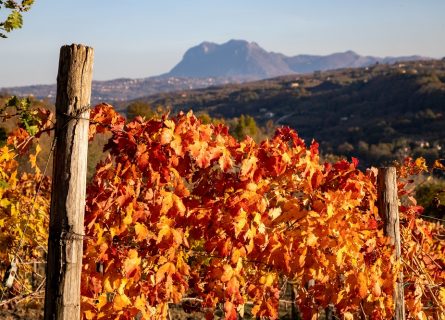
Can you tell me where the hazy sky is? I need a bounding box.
[1,0,444,87]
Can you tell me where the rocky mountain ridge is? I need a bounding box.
[1,39,431,103]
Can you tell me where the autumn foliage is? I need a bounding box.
[0,141,50,299]
[0,101,444,319]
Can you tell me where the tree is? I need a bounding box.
[415,178,445,219]
[126,101,168,121]
[0,0,34,38]
[232,114,259,140]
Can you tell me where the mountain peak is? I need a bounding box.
[226,39,248,45]
[168,40,292,79]
[167,40,431,79]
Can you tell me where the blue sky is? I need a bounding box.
[1,0,444,87]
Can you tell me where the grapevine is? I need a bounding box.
[0,101,444,319]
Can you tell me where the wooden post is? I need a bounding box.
[290,281,299,319]
[44,44,94,320]
[377,167,405,320]
[325,304,335,320]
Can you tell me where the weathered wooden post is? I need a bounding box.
[377,167,405,320]
[44,44,94,320]
[325,304,335,320]
[290,281,299,319]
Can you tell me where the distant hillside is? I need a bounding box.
[2,39,430,103]
[1,76,236,105]
[134,59,445,168]
[284,50,427,73]
[167,39,429,79]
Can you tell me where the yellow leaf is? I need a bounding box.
[234,208,247,238]
[123,203,133,225]
[306,233,318,247]
[134,223,150,242]
[231,248,241,264]
[29,143,41,173]
[264,273,275,287]
[113,293,131,311]
[336,247,346,266]
[335,290,345,304]
[157,225,171,244]
[440,287,445,304]
[160,127,173,145]
[160,191,173,214]
[268,207,282,220]
[172,194,186,215]
[414,157,427,171]
[117,278,128,295]
[134,295,147,310]
[251,304,260,316]
[0,198,10,208]
[96,294,108,311]
[221,264,234,282]
[83,310,95,320]
[103,277,114,292]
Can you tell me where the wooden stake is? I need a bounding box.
[44,44,94,320]
[290,281,299,319]
[325,304,335,320]
[377,167,405,320]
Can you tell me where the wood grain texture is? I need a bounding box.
[44,44,94,320]
[377,167,405,320]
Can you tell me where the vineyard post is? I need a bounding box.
[290,281,298,319]
[44,44,94,320]
[377,167,405,320]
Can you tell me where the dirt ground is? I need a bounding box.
[0,308,43,320]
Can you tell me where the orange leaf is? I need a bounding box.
[357,272,368,298]
[123,249,141,279]
[7,128,31,153]
[134,223,153,242]
[433,159,445,170]
[156,262,176,284]
[240,156,258,180]
[224,301,238,320]
[218,148,233,172]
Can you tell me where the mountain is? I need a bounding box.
[167,39,429,78]
[167,39,293,79]
[283,50,428,73]
[1,39,430,102]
